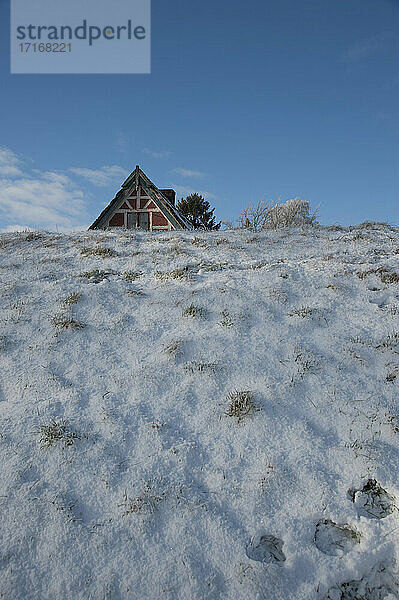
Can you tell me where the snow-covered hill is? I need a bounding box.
[0,224,398,600]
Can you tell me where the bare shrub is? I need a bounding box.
[238,198,319,230]
[221,218,235,230]
[264,198,319,229]
[238,201,269,232]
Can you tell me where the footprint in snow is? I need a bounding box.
[314,519,361,556]
[246,534,286,565]
[348,479,396,520]
[324,560,398,600]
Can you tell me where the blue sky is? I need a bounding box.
[0,0,398,230]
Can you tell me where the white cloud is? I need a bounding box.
[115,132,129,153]
[69,165,129,187]
[172,184,217,201]
[42,171,73,185]
[1,224,37,233]
[0,147,24,177]
[347,32,396,60]
[143,148,173,159]
[0,146,91,231]
[0,177,86,230]
[172,168,206,179]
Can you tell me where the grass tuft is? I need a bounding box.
[123,270,141,282]
[225,390,260,423]
[0,335,7,351]
[289,306,315,318]
[376,332,399,349]
[62,292,81,306]
[52,315,85,331]
[118,482,166,516]
[79,269,114,283]
[163,340,183,358]
[80,247,115,258]
[38,419,80,448]
[185,361,218,374]
[155,267,190,281]
[23,232,45,242]
[191,237,209,247]
[126,289,146,297]
[182,303,205,318]
[358,267,399,284]
[220,310,234,327]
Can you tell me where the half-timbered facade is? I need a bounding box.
[89,166,192,231]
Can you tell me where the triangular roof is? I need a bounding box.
[89,165,192,230]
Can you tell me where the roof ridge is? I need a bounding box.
[89,165,192,231]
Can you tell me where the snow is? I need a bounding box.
[0,224,398,599]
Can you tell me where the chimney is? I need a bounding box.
[161,189,176,205]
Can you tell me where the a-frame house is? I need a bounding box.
[89,166,192,231]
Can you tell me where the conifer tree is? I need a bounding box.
[177,193,220,230]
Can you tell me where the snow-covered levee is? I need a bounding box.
[0,223,398,600]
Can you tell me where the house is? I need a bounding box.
[89,165,192,231]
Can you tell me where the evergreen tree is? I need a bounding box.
[177,193,221,230]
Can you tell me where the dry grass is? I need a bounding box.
[376,332,399,349]
[62,292,81,306]
[23,232,46,242]
[289,306,315,318]
[184,361,218,374]
[155,267,190,281]
[220,310,234,327]
[358,267,399,284]
[225,390,260,423]
[80,247,116,258]
[170,242,189,255]
[292,346,320,381]
[52,315,85,331]
[79,269,114,282]
[163,340,183,358]
[118,481,167,516]
[0,335,7,351]
[191,237,209,247]
[123,270,141,282]
[38,420,80,448]
[126,289,146,297]
[386,414,399,433]
[182,304,206,318]
[348,479,396,519]
[355,221,390,230]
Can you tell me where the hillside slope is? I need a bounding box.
[0,225,398,600]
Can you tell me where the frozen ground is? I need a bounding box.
[0,223,398,600]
